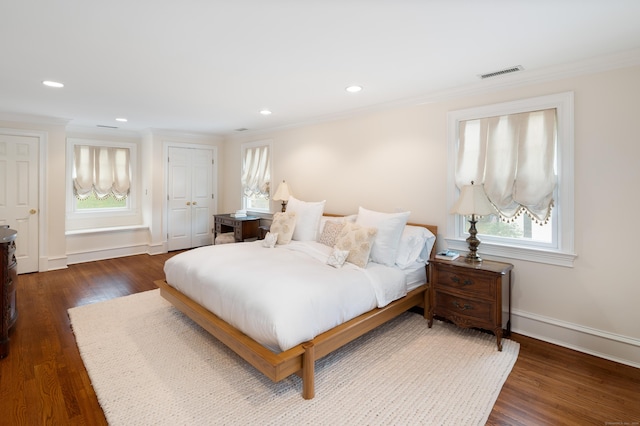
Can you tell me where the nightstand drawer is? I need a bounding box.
[435,269,494,299]
[434,292,494,328]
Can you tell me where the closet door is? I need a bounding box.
[167,146,215,251]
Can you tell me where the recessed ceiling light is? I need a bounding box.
[260,109,272,116]
[345,85,363,93]
[42,80,64,88]
[115,118,128,122]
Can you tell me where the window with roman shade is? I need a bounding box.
[446,92,576,267]
[455,108,557,224]
[73,145,131,200]
[241,142,271,211]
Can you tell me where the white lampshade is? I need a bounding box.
[273,180,291,201]
[450,182,494,217]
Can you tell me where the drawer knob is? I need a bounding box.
[453,301,473,311]
[450,276,473,286]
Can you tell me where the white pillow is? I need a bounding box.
[395,225,436,268]
[286,196,326,241]
[355,207,410,266]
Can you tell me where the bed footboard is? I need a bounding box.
[155,279,428,399]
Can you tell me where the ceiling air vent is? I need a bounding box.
[97,124,118,129]
[235,128,249,132]
[479,65,524,79]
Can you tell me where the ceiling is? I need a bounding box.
[1,1,640,136]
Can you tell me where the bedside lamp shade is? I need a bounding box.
[450,182,495,217]
[273,180,292,212]
[451,181,494,263]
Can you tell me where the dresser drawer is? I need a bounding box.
[434,291,494,328]
[217,217,237,227]
[435,268,495,299]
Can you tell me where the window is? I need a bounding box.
[446,92,576,266]
[66,138,140,230]
[241,141,272,212]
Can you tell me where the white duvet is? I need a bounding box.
[163,240,407,352]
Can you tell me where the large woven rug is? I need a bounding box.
[68,289,519,425]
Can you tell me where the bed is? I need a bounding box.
[155,204,437,399]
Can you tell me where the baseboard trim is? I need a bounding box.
[66,244,150,265]
[510,309,640,369]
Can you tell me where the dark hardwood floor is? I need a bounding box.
[1,253,638,425]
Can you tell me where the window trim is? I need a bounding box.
[66,137,140,230]
[445,92,577,267]
[240,140,273,213]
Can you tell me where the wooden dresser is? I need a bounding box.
[428,257,513,351]
[0,227,18,359]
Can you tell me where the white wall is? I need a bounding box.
[223,65,640,367]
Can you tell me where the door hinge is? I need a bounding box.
[211,194,214,199]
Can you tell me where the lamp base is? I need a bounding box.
[280,201,287,213]
[465,214,483,263]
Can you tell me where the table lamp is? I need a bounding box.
[450,181,495,263]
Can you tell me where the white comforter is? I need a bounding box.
[163,240,407,352]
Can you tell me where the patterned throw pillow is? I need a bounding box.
[262,232,278,248]
[335,222,377,268]
[270,212,297,245]
[326,247,350,268]
[318,221,345,247]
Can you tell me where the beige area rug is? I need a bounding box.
[68,289,519,425]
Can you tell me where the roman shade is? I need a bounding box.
[73,145,131,200]
[455,108,557,223]
[241,145,270,199]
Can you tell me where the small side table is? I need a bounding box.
[214,214,260,243]
[429,257,513,351]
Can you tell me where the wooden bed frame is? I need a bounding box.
[155,222,437,399]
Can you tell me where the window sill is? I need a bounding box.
[444,237,577,267]
[65,225,148,236]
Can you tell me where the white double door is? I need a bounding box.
[0,132,39,274]
[167,146,216,251]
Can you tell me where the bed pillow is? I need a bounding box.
[270,211,296,245]
[326,247,350,268]
[395,225,436,268]
[335,222,377,268]
[286,196,326,241]
[262,232,278,248]
[318,221,345,247]
[355,207,410,266]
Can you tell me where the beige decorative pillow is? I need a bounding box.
[335,222,377,268]
[270,212,296,245]
[262,232,278,248]
[318,221,345,247]
[326,247,349,268]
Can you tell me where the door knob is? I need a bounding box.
[186,202,191,206]
[192,201,197,206]
[30,209,37,215]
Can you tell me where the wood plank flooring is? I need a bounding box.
[1,253,638,425]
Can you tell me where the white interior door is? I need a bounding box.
[0,133,39,273]
[167,146,215,251]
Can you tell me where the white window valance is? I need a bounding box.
[455,108,557,223]
[73,145,131,200]
[241,145,270,199]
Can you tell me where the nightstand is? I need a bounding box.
[214,214,260,242]
[428,257,513,351]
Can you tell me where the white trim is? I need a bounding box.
[510,309,640,369]
[446,92,577,267]
[65,224,148,236]
[66,243,150,265]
